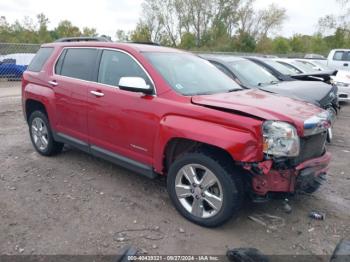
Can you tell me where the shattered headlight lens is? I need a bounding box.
[263,121,300,157]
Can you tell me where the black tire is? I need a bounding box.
[304,180,322,194]
[167,151,244,227]
[28,110,64,156]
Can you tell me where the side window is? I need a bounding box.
[98,50,152,88]
[54,49,66,75]
[27,47,54,72]
[333,51,344,61]
[343,52,350,61]
[58,48,98,81]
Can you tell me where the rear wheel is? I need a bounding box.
[29,111,64,156]
[167,152,244,227]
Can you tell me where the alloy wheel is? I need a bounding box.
[175,164,223,218]
[31,117,49,151]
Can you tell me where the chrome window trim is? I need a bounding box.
[52,46,157,96]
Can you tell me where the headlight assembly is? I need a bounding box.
[334,81,350,88]
[263,121,300,157]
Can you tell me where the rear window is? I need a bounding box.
[27,47,54,72]
[57,48,98,81]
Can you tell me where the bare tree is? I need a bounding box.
[136,0,286,47]
[236,0,286,40]
[318,0,350,33]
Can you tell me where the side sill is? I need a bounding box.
[53,132,157,179]
[90,146,157,179]
[53,132,90,153]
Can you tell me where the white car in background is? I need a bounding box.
[272,58,319,74]
[331,70,350,102]
[327,49,350,71]
[295,59,350,103]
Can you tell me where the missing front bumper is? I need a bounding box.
[244,152,331,195]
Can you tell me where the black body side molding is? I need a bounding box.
[53,132,157,179]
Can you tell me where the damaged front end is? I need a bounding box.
[242,152,331,196]
[242,111,332,196]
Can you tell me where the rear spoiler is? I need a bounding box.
[290,70,338,83]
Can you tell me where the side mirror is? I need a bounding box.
[118,77,153,95]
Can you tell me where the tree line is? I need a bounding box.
[1,0,350,55]
[0,14,99,44]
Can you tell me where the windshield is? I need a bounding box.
[143,52,242,96]
[312,60,332,70]
[289,60,315,73]
[228,60,279,87]
[263,60,297,75]
[295,60,320,72]
[276,61,303,74]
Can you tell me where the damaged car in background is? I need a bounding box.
[201,54,338,142]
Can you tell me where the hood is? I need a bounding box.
[290,70,337,82]
[191,89,324,135]
[258,81,333,106]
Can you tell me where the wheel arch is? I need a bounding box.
[153,115,263,174]
[25,99,48,122]
[163,138,235,174]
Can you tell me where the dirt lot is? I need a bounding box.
[0,83,349,257]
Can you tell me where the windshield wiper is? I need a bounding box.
[227,88,242,92]
[258,81,279,86]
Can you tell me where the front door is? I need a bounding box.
[87,49,158,167]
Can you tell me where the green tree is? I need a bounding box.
[130,22,152,42]
[272,37,290,53]
[233,32,256,52]
[115,29,129,41]
[179,32,196,49]
[82,27,98,37]
[289,34,307,53]
[55,20,81,38]
[256,36,273,53]
[37,13,52,43]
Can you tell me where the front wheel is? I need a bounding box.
[167,152,244,227]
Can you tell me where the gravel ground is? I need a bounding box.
[0,83,349,257]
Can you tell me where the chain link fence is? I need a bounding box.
[0,43,41,87]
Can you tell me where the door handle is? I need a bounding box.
[344,63,348,67]
[48,80,58,86]
[90,90,104,97]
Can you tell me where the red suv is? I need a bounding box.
[22,39,332,227]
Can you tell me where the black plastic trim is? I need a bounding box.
[90,146,156,179]
[54,132,89,153]
[53,132,157,179]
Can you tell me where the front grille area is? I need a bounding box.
[292,132,327,165]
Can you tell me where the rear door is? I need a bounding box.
[50,48,99,147]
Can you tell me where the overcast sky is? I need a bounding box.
[0,0,344,39]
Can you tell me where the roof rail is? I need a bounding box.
[129,41,160,46]
[54,37,112,43]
